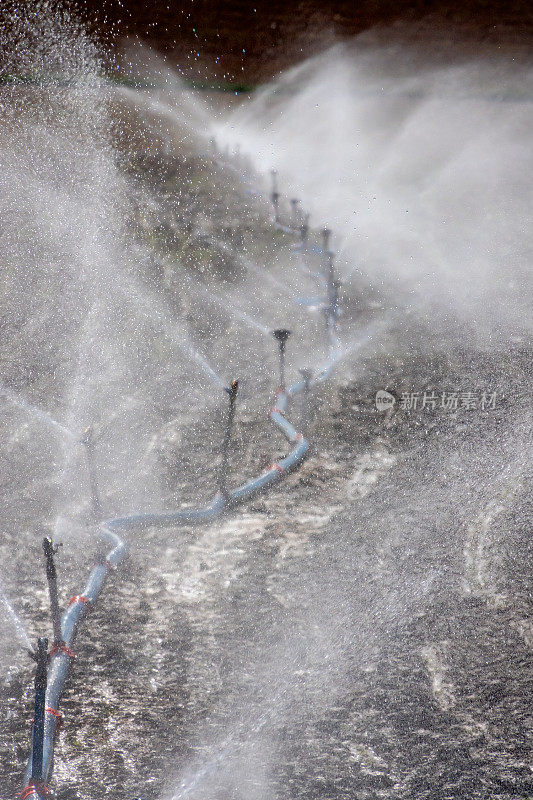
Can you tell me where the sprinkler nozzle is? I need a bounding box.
[224,379,239,401]
[79,425,94,446]
[322,227,331,252]
[42,536,60,562]
[298,368,313,383]
[272,328,291,343]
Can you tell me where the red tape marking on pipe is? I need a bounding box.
[49,642,76,659]
[269,407,285,416]
[269,463,284,473]
[68,595,91,607]
[19,782,52,799]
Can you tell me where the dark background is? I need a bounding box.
[78,0,533,84]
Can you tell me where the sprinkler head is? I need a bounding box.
[224,379,239,401]
[322,227,331,251]
[42,537,60,559]
[272,329,291,344]
[79,425,94,446]
[298,368,313,382]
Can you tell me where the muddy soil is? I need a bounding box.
[0,147,531,800]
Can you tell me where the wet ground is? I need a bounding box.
[0,140,531,800]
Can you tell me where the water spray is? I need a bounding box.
[80,426,103,521]
[218,380,239,498]
[14,156,345,796]
[272,329,291,390]
[42,538,62,647]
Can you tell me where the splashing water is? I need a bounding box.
[0,384,76,441]
[0,582,33,654]
[192,282,271,336]
[111,277,226,389]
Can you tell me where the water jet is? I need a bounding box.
[79,426,103,521]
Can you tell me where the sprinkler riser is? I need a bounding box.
[218,380,239,497]
[31,637,48,781]
[43,538,62,646]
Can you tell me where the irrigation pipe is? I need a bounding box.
[18,151,341,799]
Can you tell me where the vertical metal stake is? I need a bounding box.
[270,170,280,222]
[326,250,335,306]
[30,637,48,782]
[322,227,331,253]
[42,538,62,647]
[300,212,310,247]
[290,198,299,226]
[272,329,291,390]
[218,380,239,498]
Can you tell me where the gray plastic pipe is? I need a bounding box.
[21,527,126,798]
[19,160,341,798]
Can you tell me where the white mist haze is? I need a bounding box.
[0,6,531,799]
[216,42,533,343]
